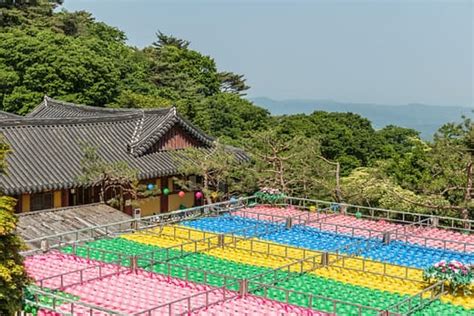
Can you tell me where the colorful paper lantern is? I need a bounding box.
[195,191,203,199]
[230,196,237,204]
[355,211,362,219]
[211,191,218,199]
[309,205,316,212]
[162,188,170,195]
[178,191,185,198]
[147,183,154,190]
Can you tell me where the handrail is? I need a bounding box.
[20,197,257,255]
[133,285,239,315]
[26,286,127,315]
[23,196,257,243]
[385,281,446,315]
[36,262,126,290]
[304,220,387,239]
[249,281,386,315]
[283,196,474,231]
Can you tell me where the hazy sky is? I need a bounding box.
[62,0,473,106]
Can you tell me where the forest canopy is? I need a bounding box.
[0,0,472,220]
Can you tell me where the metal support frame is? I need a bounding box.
[239,279,248,296]
[217,234,225,248]
[383,232,391,245]
[321,252,330,266]
[21,195,471,316]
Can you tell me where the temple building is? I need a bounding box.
[0,96,245,216]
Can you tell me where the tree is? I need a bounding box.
[248,129,341,200]
[274,111,383,175]
[429,117,474,222]
[248,129,296,192]
[109,90,173,109]
[0,27,151,114]
[375,125,421,159]
[175,142,253,204]
[191,93,270,145]
[152,31,190,50]
[218,71,250,95]
[145,32,220,100]
[341,166,450,214]
[0,137,29,315]
[77,143,139,211]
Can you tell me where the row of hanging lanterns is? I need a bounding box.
[146,183,203,199]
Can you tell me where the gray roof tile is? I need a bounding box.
[0,97,237,195]
[0,110,22,120]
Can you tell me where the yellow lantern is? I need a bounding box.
[309,205,316,212]
[211,191,219,199]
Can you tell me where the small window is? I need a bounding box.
[30,191,53,211]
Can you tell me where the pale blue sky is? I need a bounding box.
[62,0,473,106]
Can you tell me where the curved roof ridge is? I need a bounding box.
[0,110,22,119]
[27,96,174,118]
[129,107,177,149]
[45,96,138,113]
[129,110,145,153]
[0,112,142,128]
[129,107,215,157]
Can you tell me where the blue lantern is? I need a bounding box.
[147,183,154,190]
[230,196,238,204]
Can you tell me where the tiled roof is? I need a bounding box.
[17,203,132,246]
[0,97,245,195]
[0,110,22,120]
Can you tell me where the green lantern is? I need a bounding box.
[355,211,362,219]
[162,187,170,195]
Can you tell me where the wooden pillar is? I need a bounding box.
[53,190,62,208]
[21,194,30,212]
[61,189,69,207]
[160,177,169,213]
[123,191,133,216]
[14,195,22,214]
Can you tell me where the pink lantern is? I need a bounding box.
[178,191,185,198]
[195,191,203,199]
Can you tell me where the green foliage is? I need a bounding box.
[0,27,147,113]
[176,142,254,202]
[145,33,220,100]
[218,71,250,95]
[247,129,337,200]
[109,90,173,109]
[341,167,448,213]
[0,138,29,315]
[192,93,270,145]
[275,112,378,175]
[375,125,421,159]
[78,143,139,208]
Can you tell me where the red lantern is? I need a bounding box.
[178,191,185,198]
[195,191,203,199]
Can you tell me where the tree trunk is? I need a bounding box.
[100,176,106,203]
[204,171,212,205]
[335,162,342,202]
[279,161,286,192]
[462,160,473,226]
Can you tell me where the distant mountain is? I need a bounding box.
[251,97,473,140]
